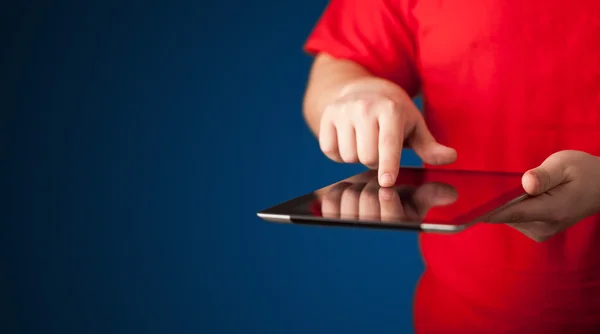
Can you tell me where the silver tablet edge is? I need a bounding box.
[259,213,467,233]
[257,212,291,223]
[420,223,468,233]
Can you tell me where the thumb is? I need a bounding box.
[407,117,457,165]
[522,156,567,195]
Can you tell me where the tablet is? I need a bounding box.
[257,167,529,233]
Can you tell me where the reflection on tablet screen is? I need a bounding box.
[303,169,525,226]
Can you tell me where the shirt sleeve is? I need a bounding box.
[304,0,421,97]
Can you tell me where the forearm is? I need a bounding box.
[303,53,406,136]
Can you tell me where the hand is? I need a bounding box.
[487,150,600,242]
[320,179,458,222]
[319,78,457,187]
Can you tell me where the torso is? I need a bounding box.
[412,0,600,172]
[410,1,600,330]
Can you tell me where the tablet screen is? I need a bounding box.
[287,168,526,227]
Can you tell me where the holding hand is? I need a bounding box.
[487,150,600,241]
[319,79,457,187]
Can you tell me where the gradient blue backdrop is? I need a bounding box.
[4,1,424,333]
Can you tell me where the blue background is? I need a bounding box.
[4,1,424,333]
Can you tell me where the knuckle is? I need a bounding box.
[376,98,400,115]
[341,153,359,163]
[379,104,396,117]
[354,98,373,109]
[380,98,398,111]
[360,156,378,168]
[352,99,373,118]
[320,139,338,155]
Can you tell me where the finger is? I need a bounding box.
[339,183,365,219]
[321,182,352,218]
[413,182,459,218]
[506,221,560,242]
[485,187,568,223]
[377,106,403,187]
[336,119,358,163]
[523,154,568,195]
[354,115,379,169]
[379,187,405,222]
[407,115,457,165]
[319,117,342,162]
[359,181,381,220]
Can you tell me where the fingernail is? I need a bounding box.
[380,173,393,186]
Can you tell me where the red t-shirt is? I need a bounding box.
[304,0,600,332]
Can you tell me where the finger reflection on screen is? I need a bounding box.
[320,180,458,222]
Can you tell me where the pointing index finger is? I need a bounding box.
[378,106,404,187]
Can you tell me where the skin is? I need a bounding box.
[303,55,600,240]
[303,53,457,187]
[486,150,600,241]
